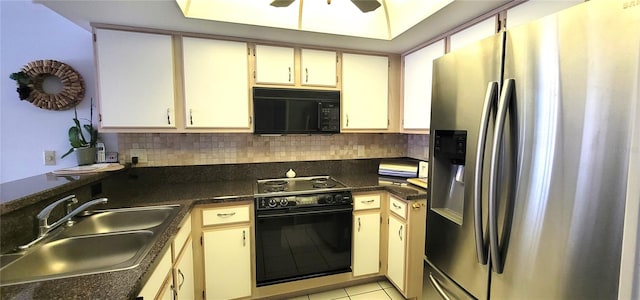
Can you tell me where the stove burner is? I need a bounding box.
[312,178,336,189]
[265,180,287,186]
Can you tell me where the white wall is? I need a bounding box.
[0,0,114,183]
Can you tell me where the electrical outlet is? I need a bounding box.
[44,150,56,166]
[129,149,147,163]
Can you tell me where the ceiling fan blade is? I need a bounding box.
[351,0,381,13]
[270,0,295,8]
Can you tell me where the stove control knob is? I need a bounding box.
[279,198,289,206]
[333,194,344,203]
[268,199,278,208]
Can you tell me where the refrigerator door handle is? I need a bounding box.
[489,78,515,274]
[428,274,452,300]
[473,81,498,265]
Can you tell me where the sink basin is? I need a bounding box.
[62,205,178,236]
[0,231,153,286]
[0,204,180,286]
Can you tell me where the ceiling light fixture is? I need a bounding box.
[270,0,382,13]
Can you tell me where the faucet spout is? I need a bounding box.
[45,198,109,234]
[19,197,109,250]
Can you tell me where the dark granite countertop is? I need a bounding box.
[0,160,427,299]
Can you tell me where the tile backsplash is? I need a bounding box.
[118,133,429,167]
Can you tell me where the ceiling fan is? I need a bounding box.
[270,0,382,13]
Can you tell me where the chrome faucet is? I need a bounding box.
[19,196,108,249]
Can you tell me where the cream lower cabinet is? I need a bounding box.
[200,204,252,300]
[352,193,382,277]
[387,214,407,291]
[386,195,427,299]
[139,213,194,300]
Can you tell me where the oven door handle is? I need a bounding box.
[256,207,353,218]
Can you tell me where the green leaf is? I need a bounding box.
[60,148,75,159]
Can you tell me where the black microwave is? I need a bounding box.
[253,87,340,134]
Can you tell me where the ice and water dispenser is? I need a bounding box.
[431,130,467,224]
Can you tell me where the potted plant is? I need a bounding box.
[61,101,98,165]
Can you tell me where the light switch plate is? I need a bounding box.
[44,150,56,166]
[418,161,428,178]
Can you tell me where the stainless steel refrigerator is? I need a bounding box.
[425,0,640,299]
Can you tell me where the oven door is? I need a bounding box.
[255,205,353,286]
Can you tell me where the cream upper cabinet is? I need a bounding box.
[402,39,445,131]
[506,0,582,29]
[300,48,337,87]
[342,53,389,130]
[255,45,295,85]
[182,37,250,129]
[95,28,176,128]
[449,17,497,52]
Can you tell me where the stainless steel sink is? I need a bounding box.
[62,205,178,236]
[0,231,153,285]
[0,204,180,286]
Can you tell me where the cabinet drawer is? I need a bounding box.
[389,196,407,220]
[202,205,250,226]
[353,194,381,211]
[173,213,192,258]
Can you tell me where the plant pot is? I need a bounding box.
[75,147,96,166]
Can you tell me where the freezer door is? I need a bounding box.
[424,260,475,300]
[491,0,640,299]
[426,33,504,300]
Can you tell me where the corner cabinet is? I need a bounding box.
[197,203,252,300]
[352,193,383,277]
[386,195,427,299]
[138,213,195,300]
[402,40,445,132]
[94,28,177,129]
[342,53,389,131]
[182,37,251,129]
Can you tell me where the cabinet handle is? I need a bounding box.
[305,68,309,83]
[189,109,193,125]
[167,108,171,125]
[361,199,375,204]
[393,203,402,210]
[288,67,291,82]
[242,230,246,247]
[178,269,185,290]
[358,217,361,232]
[216,212,236,218]
[346,114,349,127]
[399,225,403,241]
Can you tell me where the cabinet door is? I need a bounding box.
[175,241,195,300]
[301,49,337,87]
[255,45,294,85]
[138,248,172,299]
[449,17,497,52]
[387,215,406,293]
[203,226,251,300]
[182,37,250,129]
[353,212,381,276]
[95,29,176,128]
[402,40,445,130]
[342,53,389,130]
[158,274,175,300]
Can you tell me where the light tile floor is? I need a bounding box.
[288,280,406,300]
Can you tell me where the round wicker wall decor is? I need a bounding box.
[17,60,86,110]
